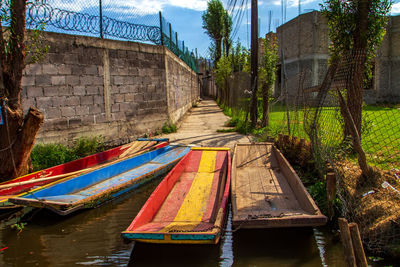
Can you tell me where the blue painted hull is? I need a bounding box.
[10,145,190,215]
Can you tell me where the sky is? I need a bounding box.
[48,0,400,59]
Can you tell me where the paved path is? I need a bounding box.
[160,99,251,149]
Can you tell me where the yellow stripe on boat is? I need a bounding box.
[160,150,217,232]
[190,147,230,151]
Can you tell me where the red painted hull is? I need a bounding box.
[122,147,231,244]
[0,139,168,208]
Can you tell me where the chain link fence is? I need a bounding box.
[225,51,400,256]
[24,0,198,72]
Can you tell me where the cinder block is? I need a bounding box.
[66,75,80,86]
[80,76,93,86]
[61,106,76,117]
[65,96,80,106]
[84,65,98,75]
[81,95,94,105]
[73,86,86,96]
[113,94,124,103]
[35,75,51,86]
[24,64,42,75]
[124,93,135,102]
[45,107,62,119]
[86,86,99,95]
[43,87,59,97]
[89,105,101,114]
[51,76,66,86]
[58,64,72,75]
[75,106,89,115]
[113,76,124,85]
[42,64,58,75]
[22,76,35,86]
[27,87,44,97]
[111,103,120,112]
[36,96,53,108]
[52,96,67,107]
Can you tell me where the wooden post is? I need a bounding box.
[249,0,258,127]
[338,218,357,267]
[326,172,336,219]
[349,223,368,267]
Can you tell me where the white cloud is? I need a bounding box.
[268,0,318,7]
[48,0,208,15]
[392,2,400,14]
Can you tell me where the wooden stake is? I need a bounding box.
[338,218,356,267]
[326,172,336,219]
[349,223,368,267]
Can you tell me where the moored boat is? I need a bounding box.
[0,138,168,210]
[9,144,188,216]
[121,147,231,244]
[231,143,327,228]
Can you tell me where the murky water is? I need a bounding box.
[0,178,393,266]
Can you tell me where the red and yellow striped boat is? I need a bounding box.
[121,147,231,244]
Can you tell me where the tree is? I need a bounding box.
[0,0,45,181]
[321,0,391,177]
[259,35,278,127]
[215,55,232,105]
[202,0,225,63]
[222,10,232,57]
[321,0,392,137]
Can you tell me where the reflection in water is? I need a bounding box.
[0,177,352,267]
[314,228,328,267]
[219,204,233,267]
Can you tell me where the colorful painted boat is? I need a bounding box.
[0,138,168,210]
[9,144,189,216]
[121,147,231,244]
[231,143,327,228]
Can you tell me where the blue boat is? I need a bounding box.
[10,145,190,215]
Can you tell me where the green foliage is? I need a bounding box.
[31,136,105,171]
[72,136,105,159]
[215,55,232,89]
[202,0,225,62]
[320,0,392,80]
[259,36,278,89]
[222,9,233,56]
[161,121,177,134]
[230,40,248,72]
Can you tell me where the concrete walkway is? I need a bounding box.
[160,99,251,149]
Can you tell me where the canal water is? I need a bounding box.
[0,178,391,266]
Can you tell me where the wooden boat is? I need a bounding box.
[231,143,327,228]
[9,144,189,216]
[121,147,231,244]
[0,138,168,210]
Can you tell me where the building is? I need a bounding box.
[276,11,400,104]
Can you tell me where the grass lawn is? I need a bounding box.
[224,101,400,170]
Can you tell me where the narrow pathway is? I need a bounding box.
[160,99,251,149]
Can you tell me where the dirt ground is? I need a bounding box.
[159,99,252,149]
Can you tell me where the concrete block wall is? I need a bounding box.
[22,31,199,146]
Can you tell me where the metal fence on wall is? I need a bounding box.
[25,0,199,72]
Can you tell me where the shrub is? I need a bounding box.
[31,136,105,171]
[162,121,177,134]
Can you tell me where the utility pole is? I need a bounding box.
[250,0,258,127]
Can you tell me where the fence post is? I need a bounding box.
[99,0,103,38]
[338,218,357,267]
[169,23,172,49]
[159,11,164,46]
[175,32,178,51]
